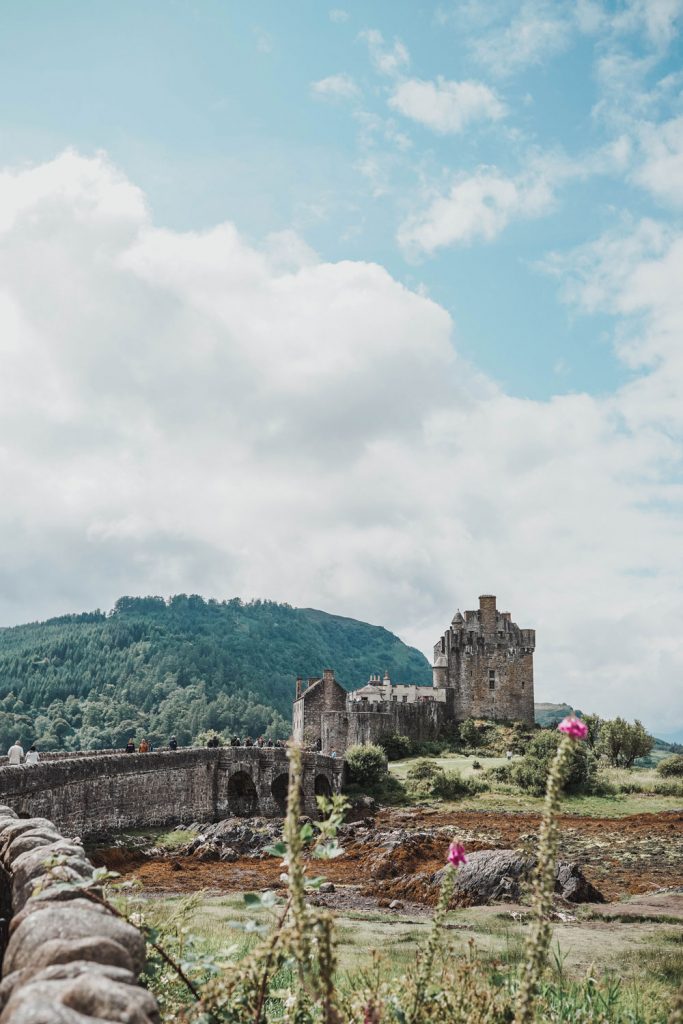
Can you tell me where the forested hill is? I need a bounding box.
[0,595,432,751]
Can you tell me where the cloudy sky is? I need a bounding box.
[1,1,682,737]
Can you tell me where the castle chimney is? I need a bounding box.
[479,594,497,634]
[323,668,334,683]
[296,676,303,700]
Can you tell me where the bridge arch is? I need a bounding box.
[271,772,289,814]
[314,774,332,800]
[227,770,259,816]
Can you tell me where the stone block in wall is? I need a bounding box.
[0,806,159,1023]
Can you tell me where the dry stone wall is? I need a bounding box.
[0,803,159,1023]
[0,749,343,838]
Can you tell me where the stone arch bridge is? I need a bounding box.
[0,748,343,838]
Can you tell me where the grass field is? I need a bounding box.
[139,891,683,1018]
[387,752,683,816]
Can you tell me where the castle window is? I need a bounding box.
[489,669,496,691]
[402,695,408,703]
[521,681,525,690]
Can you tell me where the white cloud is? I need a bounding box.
[329,8,349,23]
[397,142,631,256]
[470,1,572,76]
[359,28,410,77]
[310,73,360,101]
[389,77,506,134]
[632,115,683,207]
[610,0,683,49]
[397,167,554,254]
[1,152,682,736]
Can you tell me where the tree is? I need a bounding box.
[599,718,653,767]
[582,713,602,752]
[513,730,598,796]
[459,718,480,747]
[345,744,388,788]
[378,732,413,761]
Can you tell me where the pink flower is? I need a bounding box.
[557,716,588,740]
[447,841,467,867]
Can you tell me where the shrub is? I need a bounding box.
[459,717,480,747]
[484,763,513,783]
[429,769,486,800]
[472,759,482,770]
[406,758,441,783]
[344,743,388,789]
[658,754,683,777]
[378,732,413,761]
[513,730,599,796]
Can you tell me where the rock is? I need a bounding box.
[9,842,93,911]
[345,796,377,823]
[219,846,239,862]
[196,842,220,862]
[4,904,146,976]
[434,849,535,905]
[170,860,183,871]
[319,882,335,893]
[555,862,605,903]
[431,849,605,906]
[0,970,160,1024]
[389,900,404,910]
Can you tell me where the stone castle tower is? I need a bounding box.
[433,594,535,725]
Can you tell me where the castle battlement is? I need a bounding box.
[292,594,536,753]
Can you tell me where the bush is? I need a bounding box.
[378,732,413,761]
[484,763,513,783]
[459,718,480,747]
[513,730,599,796]
[429,769,486,800]
[406,758,441,783]
[472,760,482,770]
[344,744,388,789]
[658,754,683,777]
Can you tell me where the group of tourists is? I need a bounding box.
[5,741,40,766]
[121,735,287,752]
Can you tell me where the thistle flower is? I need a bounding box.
[557,715,588,740]
[446,841,468,867]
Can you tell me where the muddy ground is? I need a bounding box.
[103,806,683,910]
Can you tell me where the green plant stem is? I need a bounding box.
[409,863,456,1023]
[515,734,574,1024]
[252,894,293,1024]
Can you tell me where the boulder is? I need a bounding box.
[432,849,604,906]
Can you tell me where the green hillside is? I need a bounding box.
[0,595,431,750]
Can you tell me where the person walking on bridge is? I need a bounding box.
[25,745,39,766]
[7,740,23,765]
[169,736,178,750]
[125,739,135,753]
[139,738,150,753]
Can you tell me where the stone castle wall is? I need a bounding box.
[321,701,450,751]
[436,595,535,726]
[0,803,158,1022]
[0,748,343,837]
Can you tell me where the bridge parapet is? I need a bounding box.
[0,747,343,837]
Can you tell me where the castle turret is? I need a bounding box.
[433,653,447,688]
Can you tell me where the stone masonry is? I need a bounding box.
[0,803,159,1022]
[293,595,536,751]
[0,747,343,838]
[433,595,535,725]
